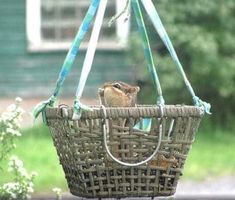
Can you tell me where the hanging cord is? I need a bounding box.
[141,0,211,114]
[33,0,100,119]
[108,0,130,26]
[72,0,108,120]
[132,0,164,105]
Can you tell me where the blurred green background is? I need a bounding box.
[1,0,235,195]
[129,0,235,127]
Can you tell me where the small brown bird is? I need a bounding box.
[98,81,140,107]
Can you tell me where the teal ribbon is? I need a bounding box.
[73,100,93,120]
[193,96,211,114]
[72,0,107,120]
[32,95,57,119]
[33,0,100,119]
[133,118,152,132]
[53,0,100,98]
[132,0,164,106]
[34,0,211,123]
[131,0,165,132]
[141,0,211,114]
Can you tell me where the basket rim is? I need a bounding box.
[45,104,204,119]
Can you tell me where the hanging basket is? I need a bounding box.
[33,0,210,198]
[44,105,203,198]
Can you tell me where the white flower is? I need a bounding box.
[0,98,37,200]
[52,187,62,198]
[2,182,21,199]
[7,123,13,129]
[15,97,22,104]
[1,112,10,121]
[16,107,25,116]
[52,187,62,193]
[27,183,34,193]
[6,128,21,136]
[8,156,24,172]
[7,104,17,112]
[1,131,6,136]
[19,168,28,178]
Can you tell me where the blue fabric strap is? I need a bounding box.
[53,0,100,98]
[33,0,211,122]
[33,0,100,119]
[32,95,57,119]
[141,0,211,114]
[73,0,108,120]
[73,99,93,120]
[132,0,164,105]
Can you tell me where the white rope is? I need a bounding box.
[76,0,108,100]
[72,0,107,120]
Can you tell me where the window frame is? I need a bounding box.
[26,0,130,52]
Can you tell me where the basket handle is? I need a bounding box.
[101,106,163,167]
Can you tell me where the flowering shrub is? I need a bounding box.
[52,187,62,200]
[0,98,24,162]
[0,98,37,200]
[0,156,37,200]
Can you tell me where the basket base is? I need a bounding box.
[63,165,178,199]
[70,190,176,199]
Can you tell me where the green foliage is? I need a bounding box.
[128,0,235,125]
[0,156,37,200]
[0,98,23,163]
[14,125,67,192]
[184,127,235,179]
[0,99,37,200]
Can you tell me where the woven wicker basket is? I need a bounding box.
[44,105,203,198]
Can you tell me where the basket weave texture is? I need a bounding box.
[45,105,203,198]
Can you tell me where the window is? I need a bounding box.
[26,0,130,51]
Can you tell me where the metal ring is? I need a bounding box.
[100,105,107,119]
[158,104,164,118]
[60,104,69,118]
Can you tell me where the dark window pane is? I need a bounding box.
[41,0,56,20]
[40,0,117,43]
[105,4,116,18]
[60,27,77,39]
[61,6,76,19]
[101,27,116,39]
[42,27,56,40]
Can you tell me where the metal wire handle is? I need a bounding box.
[101,105,163,167]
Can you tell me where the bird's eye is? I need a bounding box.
[112,83,121,89]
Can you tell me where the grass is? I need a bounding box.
[0,125,68,193]
[183,126,235,180]
[1,123,235,193]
